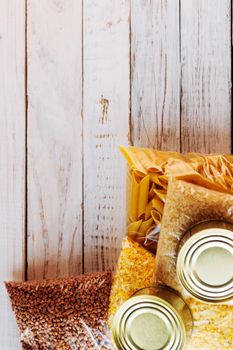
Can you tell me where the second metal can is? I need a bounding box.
[112,286,193,350]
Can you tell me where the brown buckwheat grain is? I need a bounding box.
[5,271,112,350]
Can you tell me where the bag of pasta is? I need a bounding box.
[120,146,233,254]
[121,146,187,253]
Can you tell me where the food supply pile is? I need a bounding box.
[110,147,233,349]
[5,146,233,350]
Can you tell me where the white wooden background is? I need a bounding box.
[0,0,232,348]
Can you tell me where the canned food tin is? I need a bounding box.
[177,220,233,304]
[112,286,193,350]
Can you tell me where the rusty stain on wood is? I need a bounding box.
[99,97,109,124]
[106,21,112,28]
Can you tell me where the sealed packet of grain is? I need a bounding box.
[5,271,115,350]
[155,178,233,300]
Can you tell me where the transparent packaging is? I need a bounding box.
[5,271,115,350]
[120,146,233,254]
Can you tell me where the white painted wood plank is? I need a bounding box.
[83,0,130,272]
[27,0,83,279]
[131,0,180,150]
[0,1,25,348]
[181,0,231,153]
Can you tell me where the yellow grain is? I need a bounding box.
[108,237,155,325]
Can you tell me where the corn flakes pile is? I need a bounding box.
[108,237,155,324]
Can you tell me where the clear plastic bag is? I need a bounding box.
[166,153,233,194]
[155,178,233,294]
[20,320,114,350]
[121,146,183,253]
[5,271,115,350]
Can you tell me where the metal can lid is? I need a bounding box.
[177,221,233,303]
[112,295,186,350]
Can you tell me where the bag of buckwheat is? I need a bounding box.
[5,271,114,350]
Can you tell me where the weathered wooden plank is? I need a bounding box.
[0,1,25,348]
[83,0,130,272]
[180,0,231,153]
[27,0,83,279]
[131,0,180,150]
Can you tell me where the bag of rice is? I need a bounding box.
[155,178,233,294]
